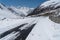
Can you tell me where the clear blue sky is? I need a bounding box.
[0,0,47,8]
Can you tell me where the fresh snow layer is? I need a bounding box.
[26,17,60,40]
[0,3,21,19]
[0,18,36,34]
[18,7,34,16]
[40,0,60,8]
[0,17,38,40]
[0,9,20,19]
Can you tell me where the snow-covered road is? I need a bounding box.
[26,17,60,40]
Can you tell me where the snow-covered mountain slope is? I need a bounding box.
[19,7,34,15]
[0,3,6,9]
[0,3,21,19]
[8,6,34,16]
[27,0,60,16]
[0,3,34,19]
[40,0,60,8]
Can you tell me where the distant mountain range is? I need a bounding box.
[0,3,34,19]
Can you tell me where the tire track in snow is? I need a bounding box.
[0,23,27,39]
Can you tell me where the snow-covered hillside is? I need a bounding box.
[27,0,60,16]
[8,6,34,16]
[40,0,60,8]
[0,3,34,20]
[19,7,34,15]
[0,3,21,19]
